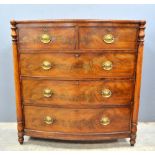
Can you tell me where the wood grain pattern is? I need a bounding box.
[24,129,130,141]
[11,20,24,144]
[130,21,146,146]
[11,19,146,145]
[22,79,134,107]
[24,106,131,133]
[20,53,136,79]
[79,27,138,50]
[18,27,76,50]
[15,19,145,24]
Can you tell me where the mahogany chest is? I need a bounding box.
[11,19,145,146]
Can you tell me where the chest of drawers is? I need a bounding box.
[11,19,145,146]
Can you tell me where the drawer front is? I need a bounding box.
[22,79,134,107]
[18,27,76,50]
[20,53,136,78]
[24,106,130,133]
[79,27,137,50]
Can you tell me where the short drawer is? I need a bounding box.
[22,79,134,107]
[18,27,76,50]
[20,53,136,79]
[24,106,130,133]
[79,27,138,50]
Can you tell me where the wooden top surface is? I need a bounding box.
[10,19,146,24]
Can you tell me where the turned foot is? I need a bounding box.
[130,123,137,146]
[18,136,24,144]
[130,134,136,146]
[130,139,135,146]
[130,143,134,146]
[18,131,24,144]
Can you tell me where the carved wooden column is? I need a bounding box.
[11,20,24,144]
[130,21,146,146]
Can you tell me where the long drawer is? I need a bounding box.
[24,106,131,133]
[22,79,134,107]
[20,53,136,79]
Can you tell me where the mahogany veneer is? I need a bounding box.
[11,19,145,146]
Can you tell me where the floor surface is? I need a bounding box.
[0,122,155,151]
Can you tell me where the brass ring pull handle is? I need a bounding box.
[40,34,51,44]
[103,34,114,44]
[102,61,113,71]
[44,116,54,125]
[41,61,52,70]
[43,88,53,98]
[101,89,112,98]
[100,116,110,126]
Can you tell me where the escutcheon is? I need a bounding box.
[41,61,52,70]
[102,61,113,71]
[103,34,114,44]
[40,34,51,44]
[43,88,53,98]
[44,116,54,125]
[101,89,112,98]
[100,116,110,126]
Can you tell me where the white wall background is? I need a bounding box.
[0,4,155,122]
